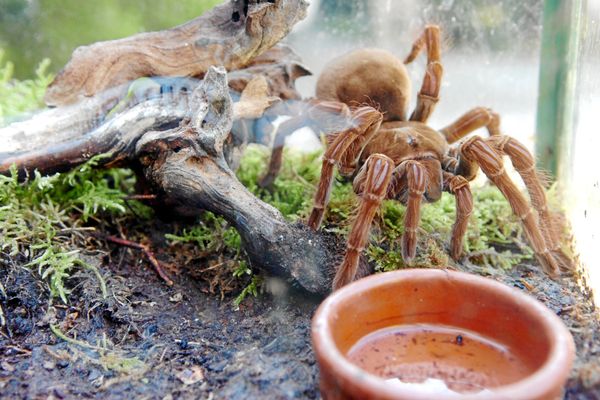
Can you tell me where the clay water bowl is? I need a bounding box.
[311,269,575,400]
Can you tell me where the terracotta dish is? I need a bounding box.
[311,269,575,400]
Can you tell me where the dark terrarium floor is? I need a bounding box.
[1,242,599,399]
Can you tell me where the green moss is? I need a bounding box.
[0,49,53,126]
[165,211,241,253]
[164,209,259,307]
[0,51,156,303]
[0,156,142,302]
[237,147,322,220]
[165,211,251,306]
[50,323,148,376]
[233,275,263,309]
[99,353,147,374]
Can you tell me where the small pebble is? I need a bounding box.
[179,338,189,350]
[52,387,67,399]
[43,361,56,370]
[169,293,183,303]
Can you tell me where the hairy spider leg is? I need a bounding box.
[486,135,573,271]
[440,107,501,144]
[333,154,395,290]
[442,171,474,260]
[307,107,383,231]
[404,25,443,123]
[259,100,352,188]
[459,136,561,276]
[440,107,502,182]
[388,160,429,262]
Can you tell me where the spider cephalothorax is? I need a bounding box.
[259,25,571,289]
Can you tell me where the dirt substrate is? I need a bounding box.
[1,247,599,399]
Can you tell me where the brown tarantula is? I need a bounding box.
[259,25,571,289]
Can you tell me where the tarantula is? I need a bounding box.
[259,25,571,289]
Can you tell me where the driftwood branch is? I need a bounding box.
[136,68,334,294]
[44,0,309,106]
[0,0,336,294]
[0,44,309,175]
[1,90,191,175]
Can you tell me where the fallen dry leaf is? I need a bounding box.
[233,75,279,120]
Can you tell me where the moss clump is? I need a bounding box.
[166,211,241,254]
[0,158,136,302]
[233,275,263,309]
[237,148,323,220]
[0,53,246,304]
[165,211,258,304]
[1,53,134,303]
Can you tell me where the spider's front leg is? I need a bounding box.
[441,171,474,260]
[440,107,501,144]
[388,160,428,262]
[459,136,562,276]
[333,154,394,290]
[307,106,383,230]
[332,156,431,289]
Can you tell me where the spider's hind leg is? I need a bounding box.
[259,114,308,188]
[259,100,352,188]
[405,25,443,123]
[460,136,563,276]
[486,135,573,272]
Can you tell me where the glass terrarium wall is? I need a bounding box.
[564,1,600,307]
[287,0,543,151]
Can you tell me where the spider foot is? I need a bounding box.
[551,248,575,273]
[258,172,276,191]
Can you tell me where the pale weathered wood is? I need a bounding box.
[0,45,309,174]
[0,87,191,176]
[228,44,311,100]
[44,0,309,106]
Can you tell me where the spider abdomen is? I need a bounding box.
[316,49,411,122]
